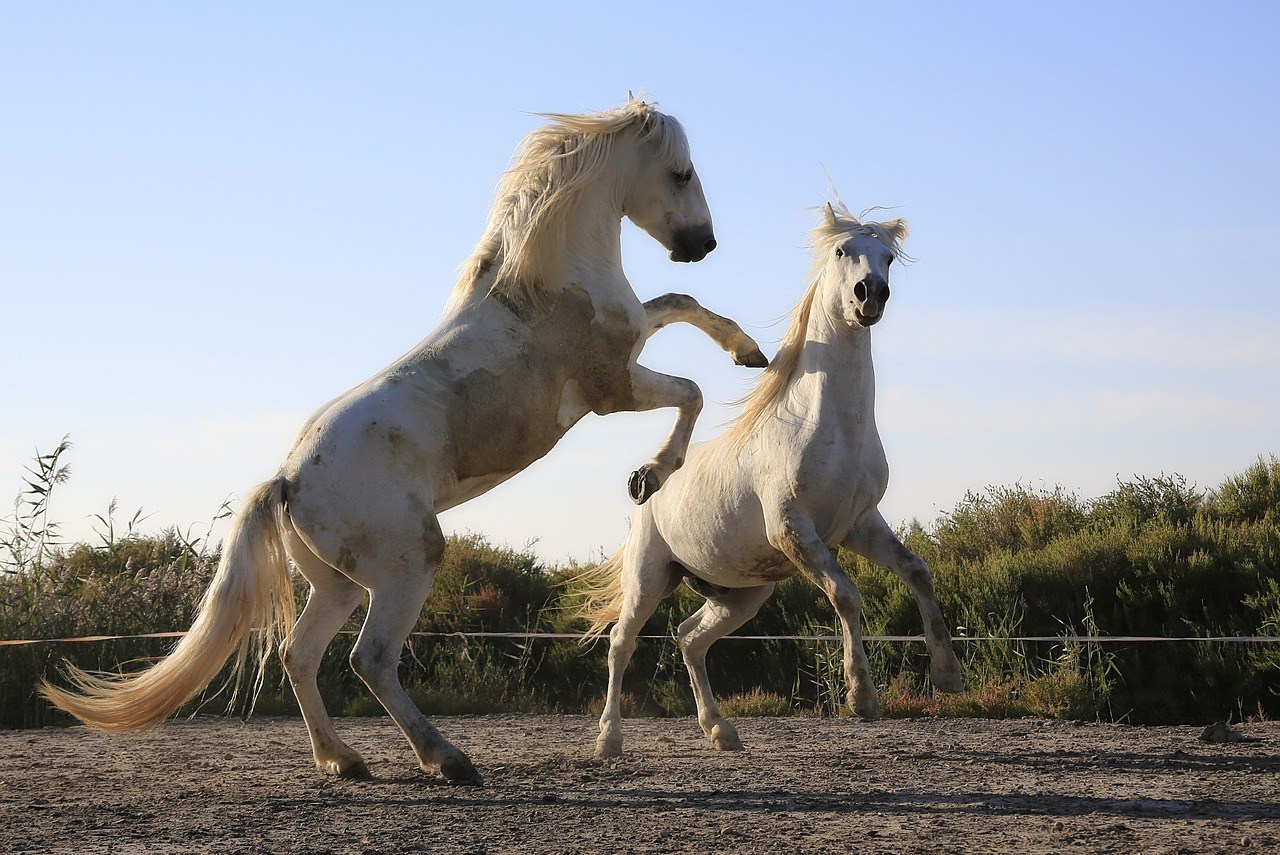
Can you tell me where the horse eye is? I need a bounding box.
[673,170,692,186]
[834,247,844,258]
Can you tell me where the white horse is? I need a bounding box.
[579,201,965,758]
[40,97,767,784]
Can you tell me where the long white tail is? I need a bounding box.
[574,547,626,642]
[39,478,297,731]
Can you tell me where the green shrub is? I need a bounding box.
[1207,456,1280,525]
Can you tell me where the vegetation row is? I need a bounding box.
[3,439,1278,729]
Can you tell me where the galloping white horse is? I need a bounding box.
[41,98,767,784]
[579,201,964,758]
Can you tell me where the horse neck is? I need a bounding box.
[552,182,625,288]
[784,304,877,428]
[452,173,626,313]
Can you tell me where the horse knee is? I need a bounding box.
[679,378,704,413]
[678,633,709,664]
[903,562,932,589]
[832,585,863,617]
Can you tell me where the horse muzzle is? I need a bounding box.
[669,225,717,263]
[851,276,889,326]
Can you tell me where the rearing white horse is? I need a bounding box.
[579,200,964,758]
[41,98,766,784]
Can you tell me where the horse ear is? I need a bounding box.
[880,218,909,245]
[823,203,838,227]
[627,90,635,103]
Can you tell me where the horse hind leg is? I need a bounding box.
[677,582,774,751]
[597,547,681,759]
[347,519,481,785]
[282,528,369,778]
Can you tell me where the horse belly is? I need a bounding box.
[654,479,794,588]
[677,538,795,587]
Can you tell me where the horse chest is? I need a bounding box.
[792,428,889,538]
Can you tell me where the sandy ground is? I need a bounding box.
[2,714,1278,854]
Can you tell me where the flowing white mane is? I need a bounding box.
[447,98,692,311]
[723,201,909,448]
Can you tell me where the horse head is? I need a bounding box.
[618,103,717,263]
[817,203,908,328]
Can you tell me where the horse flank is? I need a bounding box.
[447,98,693,312]
[722,203,909,450]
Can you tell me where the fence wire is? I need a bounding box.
[4,630,1280,647]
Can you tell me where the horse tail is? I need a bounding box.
[39,478,297,732]
[574,546,627,643]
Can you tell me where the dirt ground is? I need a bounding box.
[2,714,1278,854]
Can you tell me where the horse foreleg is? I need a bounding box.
[642,293,769,367]
[844,512,964,693]
[615,364,703,504]
[281,531,370,778]
[678,583,775,750]
[768,505,882,720]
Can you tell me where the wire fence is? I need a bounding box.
[4,630,1280,648]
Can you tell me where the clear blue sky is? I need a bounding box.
[3,2,1278,563]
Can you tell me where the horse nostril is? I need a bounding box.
[854,281,868,302]
[703,236,717,254]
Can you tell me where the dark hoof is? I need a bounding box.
[735,349,769,368]
[628,466,661,505]
[440,754,484,786]
[335,760,372,780]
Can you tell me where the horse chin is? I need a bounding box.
[669,248,707,263]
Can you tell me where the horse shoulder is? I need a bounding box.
[528,285,647,414]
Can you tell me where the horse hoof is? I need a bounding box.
[709,723,743,751]
[323,757,371,779]
[735,349,769,368]
[440,754,484,787]
[595,740,623,759]
[628,466,661,505]
[852,694,884,721]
